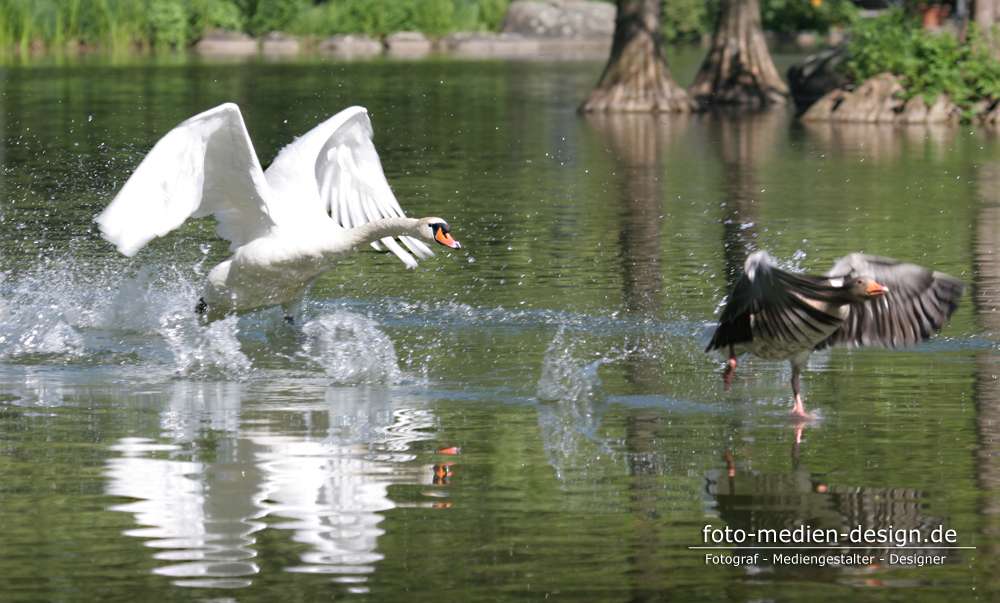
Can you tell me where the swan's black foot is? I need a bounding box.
[284,316,294,325]
[195,297,208,315]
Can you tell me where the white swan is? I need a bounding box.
[95,103,461,322]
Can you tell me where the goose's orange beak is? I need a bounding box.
[435,229,461,249]
[867,281,888,297]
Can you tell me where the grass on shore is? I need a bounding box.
[1,0,857,53]
[0,0,513,51]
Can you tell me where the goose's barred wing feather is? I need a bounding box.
[706,251,844,353]
[815,253,966,350]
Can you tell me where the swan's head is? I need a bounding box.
[415,217,461,249]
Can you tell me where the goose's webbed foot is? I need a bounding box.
[195,297,208,315]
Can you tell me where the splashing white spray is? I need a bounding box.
[299,312,402,384]
[537,326,606,402]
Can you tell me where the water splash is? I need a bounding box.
[537,326,607,403]
[0,260,251,376]
[298,312,402,384]
[0,261,90,361]
[534,327,627,482]
[157,312,251,378]
[0,302,85,361]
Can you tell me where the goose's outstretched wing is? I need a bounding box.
[264,106,433,268]
[815,253,966,350]
[95,103,275,257]
[706,251,843,353]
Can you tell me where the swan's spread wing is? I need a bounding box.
[264,106,433,268]
[95,103,274,257]
[706,251,842,353]
[816,253,967,350]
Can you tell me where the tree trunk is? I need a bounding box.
[973,0,1000,59]
[579,0,696,113]
[689,0,790,107]
[975,0,998,26]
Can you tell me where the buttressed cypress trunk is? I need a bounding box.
[689,0,790,107]
[579,0,697,113]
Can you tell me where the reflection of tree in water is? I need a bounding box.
[594,116,671,593]
[586,112,699,598]
[586,112,671,315]
[706,443,954,575]
[972,165,1000,573]
[586,112,685,392]
[708,108,783,285]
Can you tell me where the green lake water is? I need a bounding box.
[1,48,999,602]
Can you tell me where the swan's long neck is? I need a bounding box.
[347,217,419,248]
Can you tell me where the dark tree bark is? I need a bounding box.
[689,0,790,107]
[579,0,696,113]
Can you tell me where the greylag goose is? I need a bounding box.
[95,103,460,322]
[705,251,966,417]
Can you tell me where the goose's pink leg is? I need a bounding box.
[723,345,737,390]
[789,364,809,418]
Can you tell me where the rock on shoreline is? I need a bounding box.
[499,0,615,40]
[801,73,1000,126]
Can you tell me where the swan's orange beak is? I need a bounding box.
[867,281,888,297]
[435,229,461,249]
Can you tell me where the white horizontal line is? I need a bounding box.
[690,546,975,550]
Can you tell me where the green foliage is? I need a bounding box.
[845,10,1000,118]
[413,0,456,37]
[476,0,508,30]
[0,0,151,49]
[146,0,246,47]
[0,0,24,49]
[147,0,187,47]
[245,0,304,34]
[0,0,870,52]
[659,0,857,43]
[0,0,511,49]
[661,0,717,42]
[760,0,858,35]
[189,0,244,34]
[274,0,509,39]
[844,9,917,79]
[311,0,467,38]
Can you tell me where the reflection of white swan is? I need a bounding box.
[105,383,442,589]
[95,103,460,321]
[104,383,261,589]
[251,394,439,578]
[106,437,264,589]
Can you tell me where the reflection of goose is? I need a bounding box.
[95,103,460,321]
[707,251,966,417]
[707,445,953,570]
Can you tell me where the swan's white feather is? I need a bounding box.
[96,103,431,269]
[93,103,460,320]
[95,103,274,256]
[264,106,428,267]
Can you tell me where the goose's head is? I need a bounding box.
[414,217,461,249]
[844,276,889,302]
